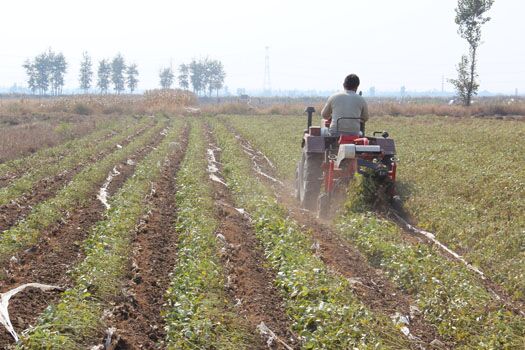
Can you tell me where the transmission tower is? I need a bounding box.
[263,46,271,95]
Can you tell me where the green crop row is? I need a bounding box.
[0,119,168,263]
[0,116,152,206]
[211,119,411,350]
[18,119,185,349]
[223,115,304,180]
[337,176,525,349]
[163,119,251,349]
[0,116,140,183]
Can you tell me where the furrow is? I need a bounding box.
[16,119,186,349]
[163,119,253,350]
[0,119,171,348]
[210,119,413,349]
[225,117,525,349]
[0,119,169,264]
[205,124,297,349]
[99,124,189,348]
[0,118,152,232]
[221,118,444,346]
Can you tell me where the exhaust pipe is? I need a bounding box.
[304,106,315,129]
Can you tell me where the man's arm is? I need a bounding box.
[321,97,333,120]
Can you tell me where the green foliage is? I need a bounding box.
[224,114,305,180]
[0,118,130,182]
[164,120,250,349]
[452,0,494,106]
[369,116,525,302]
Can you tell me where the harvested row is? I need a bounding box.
[0,116,138,186]
[211,120,413,349]
[17,119,186,349]
[0,117,170,347]
[224,116,525,348]
[206,124,297,349]
[0,119,168,263]
[163,119,253,349]
[0,118,153,232]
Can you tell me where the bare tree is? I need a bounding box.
[450,0,494,106]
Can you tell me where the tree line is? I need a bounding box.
[23,51,225,96]
[159,58,225,97]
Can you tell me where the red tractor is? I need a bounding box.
[296,107,397,217]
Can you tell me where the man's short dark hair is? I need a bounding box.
[344,74,360,90]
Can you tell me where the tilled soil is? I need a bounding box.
[208,128,297,350]
[100,127,189,350]
[0,125,150,233]
[0,128,167,348]
[225,123,447,348]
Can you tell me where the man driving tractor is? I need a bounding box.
[321,74,369,136]
[297,73,396,217]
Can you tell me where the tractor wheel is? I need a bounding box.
[297,151,323,211]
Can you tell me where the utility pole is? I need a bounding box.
[441,75,445,94]
[263,46,271,96]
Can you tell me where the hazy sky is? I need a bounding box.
[1,0,523,93]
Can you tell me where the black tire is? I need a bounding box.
[297,151,323,211]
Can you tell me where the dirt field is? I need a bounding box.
[0,110,523,349]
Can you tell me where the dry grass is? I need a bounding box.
[0,90,196,161]
[0,117,105,162]
[200,98,525,118]
[0,89,196,120]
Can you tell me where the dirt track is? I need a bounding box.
[0,127,168,348]
[224,121,446,348]
[207,126,297,349]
